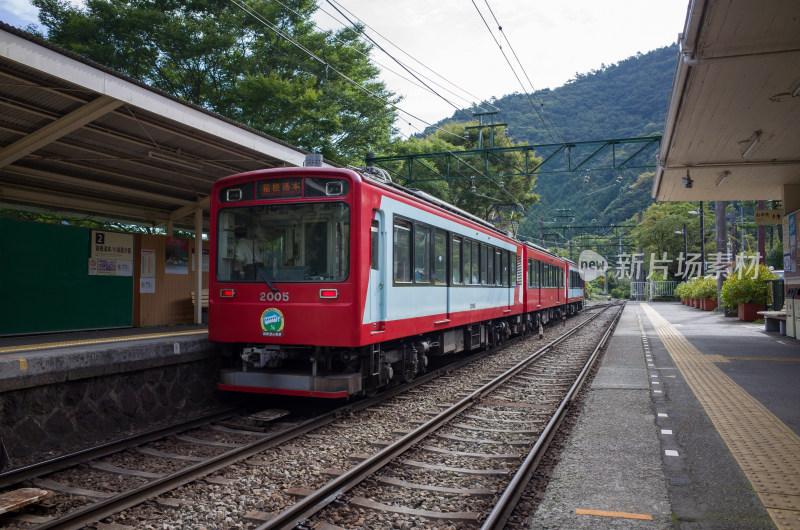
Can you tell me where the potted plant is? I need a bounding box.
[674,281,689,304]
[695,276,718,311]
[686,277,701,308]
[720,265,776,321]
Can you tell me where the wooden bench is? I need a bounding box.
[191,289,209,310]
[757,310,785,333]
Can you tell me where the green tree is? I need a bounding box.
[384,122,540,224]
[32,0,397,164]
[629,201,719,279]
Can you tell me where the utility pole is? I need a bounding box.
[716,201,727,308]
[699,202,705,274]
[464,111,507,149]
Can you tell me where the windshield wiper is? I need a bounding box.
[254,263,280,293]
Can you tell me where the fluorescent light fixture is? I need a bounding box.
[741,131,761,158]
[147,150,202,171]
[716,170,730,187]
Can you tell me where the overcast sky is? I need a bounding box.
[1,0,689,137]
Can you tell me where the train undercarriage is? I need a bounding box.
[218,301,584,398]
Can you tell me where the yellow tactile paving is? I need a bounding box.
[727,357,800,362]
[642,303,800,530]
[0,329,208,355]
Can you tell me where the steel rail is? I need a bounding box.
[256,304,613,529]
[18,305,603,528]
[0,407,240,489]
[482,302,625,529]
[23,309,587,528]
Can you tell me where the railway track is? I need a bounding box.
[263,302,623,529]
[0,302,615,529]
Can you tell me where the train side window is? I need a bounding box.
[494,249,501,285]
[393,219,412,283]
[452,236,462,284]
[501,251,509,287]
[414,225,431,283]
[471,241,479,285]
[433,229,447,285]
[487,246,495,285]
[462,238,471,284]
[370,219,379,271]
[480,244,488,285]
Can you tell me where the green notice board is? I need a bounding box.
[0,219,133,335]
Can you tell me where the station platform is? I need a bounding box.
[0,325,223,469]
[530,301,800,529]
[0,325,211,392]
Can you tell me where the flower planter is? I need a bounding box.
[693,298,700,308]
[737,303,765,322]
[703,298,718,311]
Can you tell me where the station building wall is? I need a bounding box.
[0,219,207,335]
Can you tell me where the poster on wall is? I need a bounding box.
[89,230,134,276]
[139,277,155,293]
[141,249,156,278]
[191,248,209,272]
[165,237,189,275]
[91,230,134,260]
[98,259,116,275]
[115,261,133,276]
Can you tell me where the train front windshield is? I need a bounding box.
[217,202,350,282]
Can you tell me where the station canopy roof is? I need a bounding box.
[653,0,800,202]
[0,23,333,230]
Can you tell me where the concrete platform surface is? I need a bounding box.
[531,301,800,529]
[0,325,211,392]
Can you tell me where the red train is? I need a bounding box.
[209,159,584,398]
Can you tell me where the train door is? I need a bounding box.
[369,211,385,327]
[557,265,563,303]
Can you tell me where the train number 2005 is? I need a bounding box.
[260,291,289,302]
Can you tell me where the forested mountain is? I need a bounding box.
[438,44,679,234]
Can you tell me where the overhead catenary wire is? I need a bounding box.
[324,0,504,115]
[323,0,476,124]
[482,0,565,146]
[228,0,464,141]
[230,0,527,213]
[270,0,485,113]
[406,122,527,209]
[471,0,565,146]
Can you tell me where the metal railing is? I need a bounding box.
[630,281,677,300]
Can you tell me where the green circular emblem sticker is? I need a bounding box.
[261,308,284,335]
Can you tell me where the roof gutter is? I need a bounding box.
[653,0,708,199]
